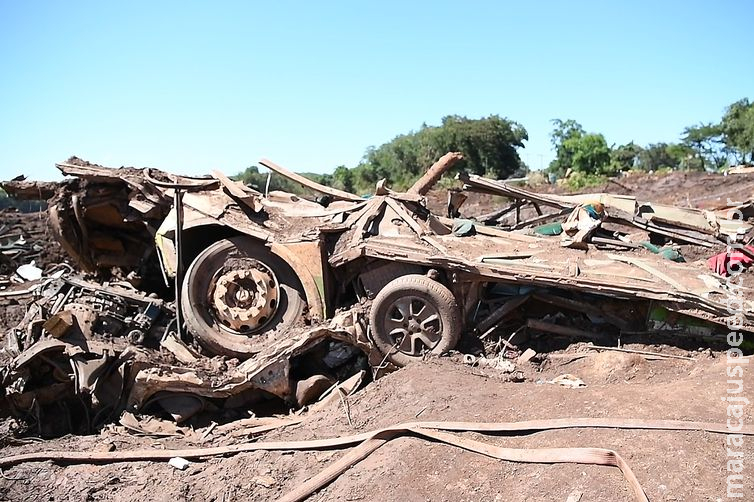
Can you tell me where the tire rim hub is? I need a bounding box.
[384,296,442,356]
[210,263,279,333]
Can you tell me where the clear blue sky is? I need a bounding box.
[1,0,752,180]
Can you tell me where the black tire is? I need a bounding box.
[181,236,306,359]
[369,274,461,367]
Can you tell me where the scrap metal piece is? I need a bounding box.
[42,310,75,338]
[211,265,279,331]
[458,171,751,242]
[160,331,200,364]
[2,152,752,437]
[259,158,364,202]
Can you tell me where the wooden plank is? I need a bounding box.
[511,207,571,230]
[526,319,599,339]
[472,202,518,223]
[476,294,531,334]
[435,216,541,242]
[590,237,640,249]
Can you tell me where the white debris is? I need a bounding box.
[16,262,43,281]
[550,374,587,388]
[168,457,191,470]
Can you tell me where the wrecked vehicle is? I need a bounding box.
[1,153,753,434]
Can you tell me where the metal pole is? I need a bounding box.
[174,189,185,340]
[141,170,217,342]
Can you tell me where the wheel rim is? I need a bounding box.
[208,258,280,335]
[383,295,443,356]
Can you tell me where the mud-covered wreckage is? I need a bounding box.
[1,153,752,435]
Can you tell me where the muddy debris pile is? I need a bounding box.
[1,153,752,437]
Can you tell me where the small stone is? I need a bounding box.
[254,475,277,488]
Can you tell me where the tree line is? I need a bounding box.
[236,98,754,194]
[548,98,754,185]
[237,115,528,195]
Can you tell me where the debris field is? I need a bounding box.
[0,155,752,501]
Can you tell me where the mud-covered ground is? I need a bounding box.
[2,353,751,502]
[1,170,753,501]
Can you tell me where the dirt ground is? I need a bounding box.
[1,353,751,501]
[1,171,753,501]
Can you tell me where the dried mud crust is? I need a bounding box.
[1,355,751,502]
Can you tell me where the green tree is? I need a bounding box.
[353,115,528,192]
[637,143,694,172]
[548,120,612,175]
[721,98,754,164]
[548,119,585,175]
[564,133,612,175]
[682,123,725,170]
[234,115,529,196]
[666,143,702,171]
[609,142,644,172]
[331,165,354,193]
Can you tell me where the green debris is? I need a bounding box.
[639,241,685,262]
[452,219,476,237]
[533,222,563,236]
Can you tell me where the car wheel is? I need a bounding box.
[369,274,461,367]
[181,236,305,359]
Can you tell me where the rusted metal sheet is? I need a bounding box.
[458,171,751,242]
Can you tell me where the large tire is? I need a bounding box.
[369,274,461,367]
[181,236,306,359]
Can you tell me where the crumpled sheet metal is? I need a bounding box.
[127,310,373,409]
[458,171,752,242]
[1,291,375,431]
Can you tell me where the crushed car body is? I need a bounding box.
[1,153,752,435]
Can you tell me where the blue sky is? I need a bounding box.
[1,0,752,180]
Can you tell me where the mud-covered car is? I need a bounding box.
[2,153,753,435]
[45,155,754,364]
